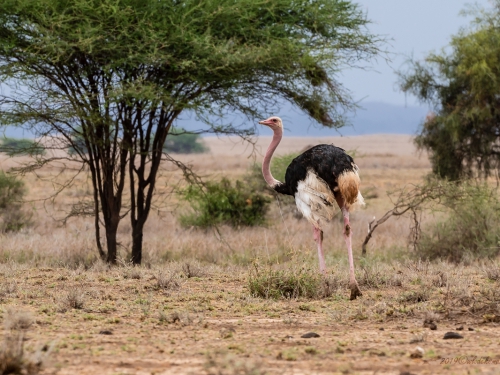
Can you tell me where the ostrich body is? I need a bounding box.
[259,116,364,300]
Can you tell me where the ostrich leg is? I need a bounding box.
[313,226,326,274]
[336,197,362,300]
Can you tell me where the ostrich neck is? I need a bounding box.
[262,128,283,187]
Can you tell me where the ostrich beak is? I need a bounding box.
[259,119,272,126]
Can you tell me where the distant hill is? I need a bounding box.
[344,101,429,136]
[266,101,429,136]
[177,101,430,137]
[0,101,429,139]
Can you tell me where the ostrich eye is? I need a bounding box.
[272,119,277,123]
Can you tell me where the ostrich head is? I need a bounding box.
[259,116,283,131]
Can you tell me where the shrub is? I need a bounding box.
[163,128,208,154]
[179,178,271,228]
[0,137,45,156]
[0,171,32,232]
[416,182,500,262]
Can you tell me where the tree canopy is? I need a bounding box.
[400,3,500,180]
[0,0,382,263]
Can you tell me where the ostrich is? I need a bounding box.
[259,116,364,300]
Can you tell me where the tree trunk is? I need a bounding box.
[105,220,119,264]
[131,222,144,265]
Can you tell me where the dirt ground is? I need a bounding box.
[1,264,500,375]
[1,134,500,375]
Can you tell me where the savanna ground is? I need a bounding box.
[1,134,500,375]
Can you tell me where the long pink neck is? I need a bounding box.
[262,127,283,187]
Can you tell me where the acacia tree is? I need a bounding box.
[0,0,381,264]
[400,3,500,180]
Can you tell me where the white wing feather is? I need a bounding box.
[294,170,336,228]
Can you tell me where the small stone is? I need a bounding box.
[456,326,464,331]
[98,330,113,335]
[379,327,384,331]
[468,327,474,331]
[284,335,293,340]
[443,332,463,340]
[410,346,424,358]
[301,332,320,338]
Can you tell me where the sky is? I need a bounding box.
[342,0,493,106]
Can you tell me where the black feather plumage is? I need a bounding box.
[273,144,356,196]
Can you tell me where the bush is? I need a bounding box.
[179,178,271,228]
[416,182,500,262]
[0,137,45,156]
[0,171,31,232]
[164,128,208,154]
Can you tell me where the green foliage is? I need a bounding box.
[399,4,500,179]
[416,182,500,262]
[163,128,208,154]
[0,137,45,157]
[0,0,381,130]
[0,171,31,232]
[248,262,337,299]
[179,178,271,228]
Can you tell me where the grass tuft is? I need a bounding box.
[4,307,33,331]
[398,289,430,304]
[0,332,42,375]
[248,262,337,299]
[60,288,86,311]
[155,270,181,293]
[0,281,18,298]
[204,352,264,375]
[181,261,206,278]
[482,262,500,281]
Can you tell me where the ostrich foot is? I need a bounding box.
[349,281,362,300]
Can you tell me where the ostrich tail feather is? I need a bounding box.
[338,167,364,208]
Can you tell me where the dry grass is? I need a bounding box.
[0,134,428,268]
[1,135,500,374]
[155,268,182,292]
